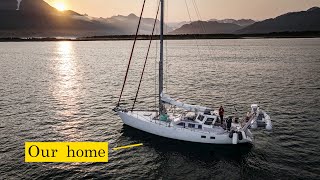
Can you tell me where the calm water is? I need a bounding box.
[0,39,320,179]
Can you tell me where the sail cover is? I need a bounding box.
[161,93,210,112]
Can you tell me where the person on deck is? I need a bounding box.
[219,106,224,125]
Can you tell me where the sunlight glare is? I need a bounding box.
[55,2,66,11]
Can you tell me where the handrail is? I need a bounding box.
[242,113,256,131]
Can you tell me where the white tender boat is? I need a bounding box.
[250,104,272,131]
[113,0,271,145]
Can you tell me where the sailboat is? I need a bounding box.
[113,0,272,144]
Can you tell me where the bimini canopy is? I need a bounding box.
[161,93,211,112]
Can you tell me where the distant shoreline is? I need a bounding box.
[1,31,320,42]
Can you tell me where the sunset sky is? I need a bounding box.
[44,0,320,22]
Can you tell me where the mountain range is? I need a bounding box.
[0,0,120,37]
[170,21,243,34]
[0,0,171,37]
[236,7,320,34]
[172,7,320,34]
[209,19,255,27]
[100,13,173,35]
[167,19,255,31]
[0,0,319,37]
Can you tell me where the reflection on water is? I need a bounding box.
[53,41,83,140]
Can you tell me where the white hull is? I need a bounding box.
[118,111,253,144]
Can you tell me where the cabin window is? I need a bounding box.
[198,125,202,129]
[210,137,215,139]
[177,122,185,127]
[188,124,195,128]
[204,118,214,125]
[197,115,205,121]
[201,135,206,138]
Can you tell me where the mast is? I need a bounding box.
[159,0,164,114]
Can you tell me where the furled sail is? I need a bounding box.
[161,93,210,112]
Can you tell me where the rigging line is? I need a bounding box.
[155,0,160,113]
[165,0,169,93]
[191,0,216,57]
[184,0,198,34]
[131,2,161,112]
[155,37,158,112]
[184,0,202,61]
[192,0,214,57]
[192,0,206,34]
[192,0,214,55]
[117,0,146,107]
[192,0,227,107]
[155,2,159,113]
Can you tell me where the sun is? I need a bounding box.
[54,2,66,11]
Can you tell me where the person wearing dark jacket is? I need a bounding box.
[219,106,224,125]
[226,117,232,131]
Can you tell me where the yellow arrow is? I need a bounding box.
[112,143,143,151]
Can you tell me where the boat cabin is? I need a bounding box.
[174,110,218,130]
[194,112,218,126]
